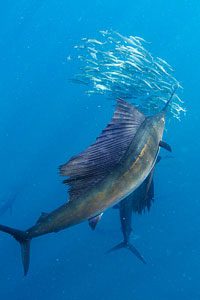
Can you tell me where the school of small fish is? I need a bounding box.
[71,30,185,120]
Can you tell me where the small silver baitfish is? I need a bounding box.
[0,95,173,275]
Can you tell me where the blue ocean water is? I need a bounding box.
[0,1,199,299]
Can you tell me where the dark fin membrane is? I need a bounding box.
[131,155,162,214]
[133,155,160,212]
[107,242,146,264]
[60,99,145,201]
[128,169,154,214]
[159,141,172,152]
[0,224,30,275]
[88,213,103,230]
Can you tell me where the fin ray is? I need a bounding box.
[60,99,145,201]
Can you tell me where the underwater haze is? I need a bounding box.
[0,1,199,299]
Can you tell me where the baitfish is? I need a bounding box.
[0,95,173,275]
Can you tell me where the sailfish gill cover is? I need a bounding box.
[0,1,199,300]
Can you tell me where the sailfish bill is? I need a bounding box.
[0,96,172,275]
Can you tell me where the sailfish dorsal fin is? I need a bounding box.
[59,99,145,201]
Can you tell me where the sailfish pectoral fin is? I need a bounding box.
[159,141,172,152]
[106,241,146,264]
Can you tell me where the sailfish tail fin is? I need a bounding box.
[107,241,146,265]
[0,224,31,275]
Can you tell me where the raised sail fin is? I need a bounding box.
[60,99,145,201]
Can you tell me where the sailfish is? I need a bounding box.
[0,96,172,275]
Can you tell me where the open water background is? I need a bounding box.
[0,1,199,299]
